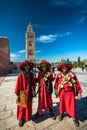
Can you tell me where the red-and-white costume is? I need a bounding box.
[36,60,55,115]
[37,71,54,114]
[54,71,82,118]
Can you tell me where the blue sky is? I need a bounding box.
[0,0,87,63]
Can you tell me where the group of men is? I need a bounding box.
[14,59,82,127]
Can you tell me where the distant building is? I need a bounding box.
[11,62,20,70]
[25,24,35,63]
[0,37,11,75]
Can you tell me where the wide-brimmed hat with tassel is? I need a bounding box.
[37,59,51,71]
[57,59,73,71]
[19,60,34,70]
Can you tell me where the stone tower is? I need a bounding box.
[26,24,35,63]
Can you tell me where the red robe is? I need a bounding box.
[37,72,54,114]
[54,71,82,118]
[14,72,35,120]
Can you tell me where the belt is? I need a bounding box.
[63,90,73,92]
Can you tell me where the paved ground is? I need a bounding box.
[0,69,87,130]
[0,76,5,86]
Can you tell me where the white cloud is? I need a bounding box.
[48,0,86,8]
[36,32,72,43]
[66,32,72,36]
[10,52,25,62]
[33,24,47,30]
[10,50,26,61]
[58,32,72,37]
[76,16,86,24]
[17,50,26,53]
[10,53,18,58]
[36,34,58,43]
[35,50,41,53]
[10,53,20,61]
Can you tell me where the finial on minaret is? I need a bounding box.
[28,22,33,32]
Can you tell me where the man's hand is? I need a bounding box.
[16,96,20,103]
[32,90,36,97]
[78,93,82,100]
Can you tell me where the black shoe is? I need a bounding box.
[31,116,35,121]
[34,112,40,119]
[73,119,79,127]
[50,112,56,120]
[58,114,63,122]
[26,117,32,122]
[18,120,25,127]
[49,108,56,120]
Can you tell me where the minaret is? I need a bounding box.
[26,23,35,63]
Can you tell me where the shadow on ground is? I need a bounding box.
[76,96,87,122]
[32,102,59,123]
[33,96,87,124]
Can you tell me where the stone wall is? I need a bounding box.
[0,37,11,75]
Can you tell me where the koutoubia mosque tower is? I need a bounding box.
[25,24,35,63]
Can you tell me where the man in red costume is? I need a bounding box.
[34,60,56,120]
[14,60,36,127]
[54,59,82,127]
